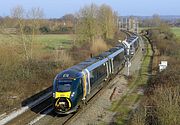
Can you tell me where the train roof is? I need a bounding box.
[127,36,139,45]
[70,55,109,72]
[108,47,120,53]
[56,69,83,79]
[94,51,111,59]
[68,45,124,72]
[56,40,126,78]
[115,44,124,48]
[108,47,124,59]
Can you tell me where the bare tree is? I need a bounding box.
[11,6,44,61]
[11,5,29,61]
[27,7,44,59]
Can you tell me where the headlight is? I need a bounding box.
[53,92,55,98]
[71,92,75,97]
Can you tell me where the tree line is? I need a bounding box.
[0,6,75,34]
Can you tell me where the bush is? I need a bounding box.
[23,26,32,34]
[39,26,50,34]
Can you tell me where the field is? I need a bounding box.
[171,27,180,39]
[0,34,74,50]
[36,34,74,49]
[0,34,74,113]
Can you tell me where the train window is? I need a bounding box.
[56,80,72,92]
[90,71,95,85]
[90,71,94,78]
[89,64,107,87]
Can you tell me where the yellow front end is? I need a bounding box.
[54,92,72,112]
[55,91,71,99]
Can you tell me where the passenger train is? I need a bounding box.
[52,34,139,114]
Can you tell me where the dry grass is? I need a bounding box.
[0,37,75,113]
[130,105,145,125]
[90,38,109,55]
[153,84,180,125]
[54,49,74,70]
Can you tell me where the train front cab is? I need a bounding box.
[52,71,84,114]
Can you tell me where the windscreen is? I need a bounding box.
[56,80,72,92]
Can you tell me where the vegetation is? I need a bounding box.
[130,23,180,125]
[0,34,74,113]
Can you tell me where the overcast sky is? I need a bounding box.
[0,0,179,18]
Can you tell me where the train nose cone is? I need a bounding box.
[55,97,72,112]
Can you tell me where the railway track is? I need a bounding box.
[5,97,52,125]
[29,71,121,125]
[0,30,137,125]
[26,77,111,125]
[121,30,134,38]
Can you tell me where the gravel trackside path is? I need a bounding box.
[70,75,128,125]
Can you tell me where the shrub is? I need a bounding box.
[39,26,50,34]
[90,38,109,55]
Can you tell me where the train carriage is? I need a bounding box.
[108,46,125,74]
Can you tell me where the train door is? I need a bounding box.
[81,69,91,100]
[105,62,109,79]
[110,58,114,74]
[108,60,112,75]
